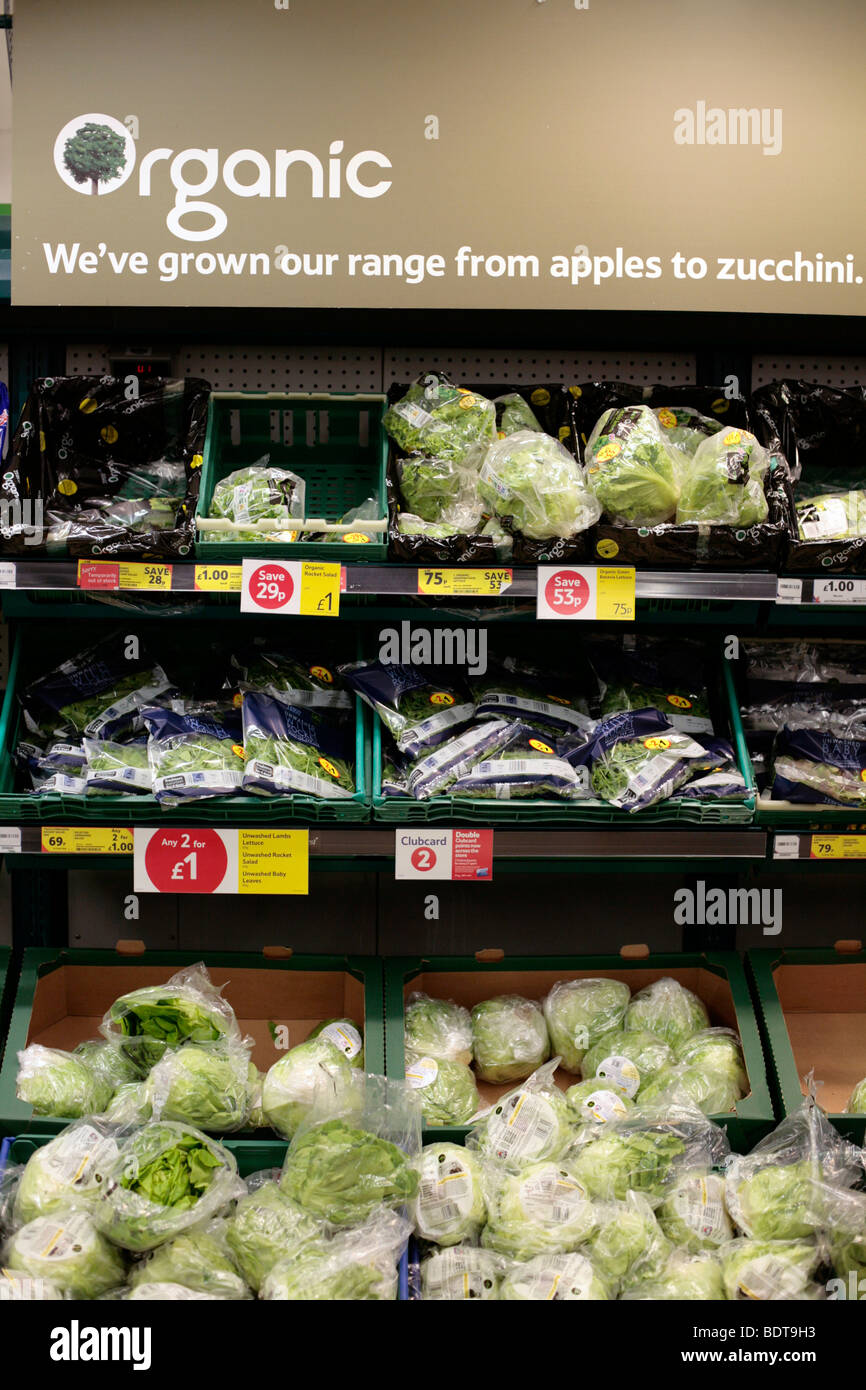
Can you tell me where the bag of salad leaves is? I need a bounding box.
[143,702,244,805]
[340,660,474,757]
[242,694,355,800]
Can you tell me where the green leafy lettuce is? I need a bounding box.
[479,430,601,540]
[280,1119,419,1226]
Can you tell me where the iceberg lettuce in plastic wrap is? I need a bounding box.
[470,996,550,1084]
[3,1209,126,1300]
[411,1141,486,1246]
[479,430,601,540]
[500,1250,609,1301]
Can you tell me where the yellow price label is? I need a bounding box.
[194,565,242,592]
[299,561,341,617]
[118,563,172,590]
[417,568,513,596]
[809,835,866,860]
[77,560,173,591]
[596,566,636,621]
[238,829,309,895]
[42,827,133,855]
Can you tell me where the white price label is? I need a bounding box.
[772,834,801,860]
[0,562,16,589]
[775,577,803,605]
[0,827,21,854]
[812,578,866,605]
[394,829,493,882]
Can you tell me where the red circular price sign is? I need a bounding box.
[248,563,294,611]
[544,569,590,614]
[411,847,438,873]
[144,828,229,894]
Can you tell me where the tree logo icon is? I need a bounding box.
[53,113,136,196]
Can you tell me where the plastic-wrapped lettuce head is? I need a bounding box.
[92,1122,243,1253]
[495,393,543,437]
[478,431,601,540]
[246,1064,266,1130]
[654,405,724,457]
[500,1251,609,1302]
[676,428,770,527]
[145,1044,254,1133]
[580,1029,674,1097]
[384,376,496,464]
[421,1246,506,1301]
[584,405,683,526]
[411,1142,487,1247]
[585,1193,673,1295]
[725,1158,819,1241]
[280,1119,419,1226]
[3,1209,126,1300]
[543,978,631,1074]
[13,1121,121,1225]
[127,1224,250,1299]
[126,1282,225,1301]
[405,1052,478,1126]
[16,1044,113,1119]
[261,1037,355,1140]
[102,1081,152,1127]
[675,1028,748,1094]
[397,453,482,528]
[404,994,473,1066]
[564,1078,634,1127]
[226,1179,321,1293]
[821,1185,866,1284]
[306,1018,365,1070]
[467,1062,573,1165]
[720,1238,821,1301]
[260,1210,411,1301]
[845,1076,866,1113]
[624,977,709,1050]
[567,1106,727,1206]
[636,1062,743,1116]
[481,1159,597,1260]
[471,995,550,1084]
[73,1039,140,1091]
[103,963,240,1074]
[658,1170,734,1252]
[621,1249,725,1301]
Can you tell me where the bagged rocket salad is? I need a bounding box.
[450,724,589,801]
[563,708,710,811]
[406,718,518,800]
[340,660,474,757]
[230,649,351,709]
[241,694,355,800]
[142,703,245,805]
[83,737,152,795]
[770,725,866,807]
[473,665,595,740]
[206,456,305,534]
[23,632,172,739]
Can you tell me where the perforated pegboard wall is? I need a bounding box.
[66,346,697,390]
[752,356,866,388]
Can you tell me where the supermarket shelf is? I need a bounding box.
[0,560,843,604]
[0,824,768,860]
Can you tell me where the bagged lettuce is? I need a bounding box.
[261,1037,356,1140]
[569,1104,729,1207]
[478,430,601,540]
[83,738,152,794]
[543,977,631,1074]
[467,1061,573,1165]
[620,1248,725,1301]
[473,667,595,741]
[92,1122,243,1253]
[585,405,684,525]
[451,724,588,801]
[306,1018,365,1069]
[13,1121,121,1225]
[495,392,543,437]
[208,458,305,532]
[720,1238,823,1301]
[103,962,240,1073]
[145,1043,255,1133]
[404,994,473,1066]
[397,452,482,529]
[241,694,355,799]
[411,1141,487,1246]
[421,1245,506,1300]
[676,428,770,527]
[16,1044,113,1119]
[340,660,474,758]
[796,489,866,540]
[658,1170,734,1251]
[481,1158,597,1260]
[143,703,244,805]
[585,1192,673,1295]
[280,1121,418,1227]
[565,1078,634,1126]
[384,374,496,464]
[654,405,724,456]
[261,1208,411,1301]
[580,1029,674,1096]
[625,977,709,1050]
[845,1076,866,1113]
[565,709,711,812]
[22,631,172,740]
[771,726,866,807]
[127,1223,250,1299]
[405,1051,479,1126]
[3,1208,126,1300]
[230,649,351,710]
[500,1250,609,1301]
[471,995,550,1084]
[407,719,518,800]
[225,1178,321,1292]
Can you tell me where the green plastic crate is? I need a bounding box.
[755,799,866,831]
[0,947,384,1139]
[385,951,774,1152]
[372,659,756,826]
[0,630,371,825]
[747,946,866,1145]
[196,391,388,562]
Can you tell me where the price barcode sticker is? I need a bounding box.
[812,578,866,605]
[194,565,242,592]
[0,562,16,589]
[417,568,513,597]
[42,827,133,855]
[772,834,801,860]
[809,834,866,860]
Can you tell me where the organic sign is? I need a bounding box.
[12,0,866,313]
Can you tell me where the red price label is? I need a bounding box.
[544,570,591,613]
[248,563,294,611]
[410,847,438,873]
[143,828,229,894]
